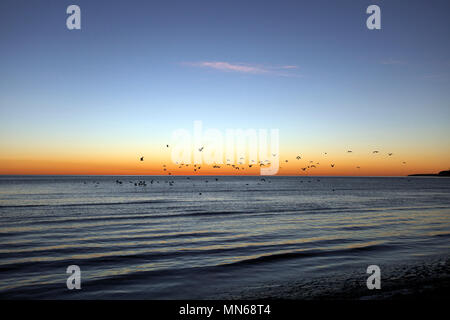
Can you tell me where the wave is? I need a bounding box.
[223,243,394,267]
[0,199,173,209]
[0,237,391,273]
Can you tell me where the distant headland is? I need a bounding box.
[409,170,450,177]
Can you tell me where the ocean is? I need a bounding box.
[0,175,449,299]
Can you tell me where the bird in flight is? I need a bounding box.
[140,156,144,161]
[199,147,204,152]
[166,145,169,148]
[388,153,393,156]
[331,164,335,167]
[347,150,352,153]
[296,156,301,160]
[373,151,379,153]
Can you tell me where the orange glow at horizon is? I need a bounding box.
[1,151,448,176]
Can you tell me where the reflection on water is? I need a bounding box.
[0,176,449,298]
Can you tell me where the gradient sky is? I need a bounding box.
[1,0,449,175]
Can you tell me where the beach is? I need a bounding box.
[219,256,450,300]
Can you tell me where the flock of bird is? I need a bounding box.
[108,175,275,194]
[137,145,407,176]
[81,146,408,192]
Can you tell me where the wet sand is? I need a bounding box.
[219,256,450,300]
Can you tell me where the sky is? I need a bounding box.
[0,0,449,176]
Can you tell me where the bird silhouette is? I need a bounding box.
[140,156,144,161]
[373,151,379,154]
[331,164,335,167]
[199,147,204,152]
[388,153,393,156]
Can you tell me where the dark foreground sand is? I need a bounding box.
[218,256,450,300]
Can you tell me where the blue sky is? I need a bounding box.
[0,0,449,174]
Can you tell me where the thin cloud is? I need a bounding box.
[280,65,299,69]
[183,61,300,77]
[189,62,268,74]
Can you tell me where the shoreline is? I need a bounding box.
[218,256,450,300]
